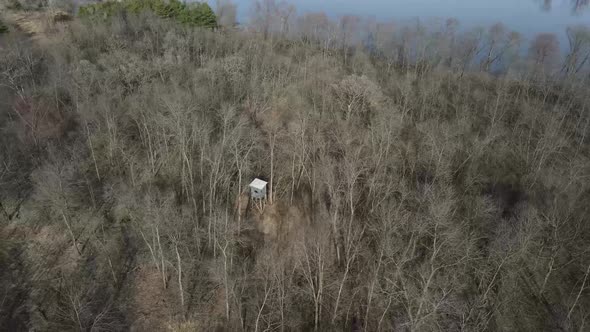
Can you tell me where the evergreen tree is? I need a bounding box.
[79,0,217,28]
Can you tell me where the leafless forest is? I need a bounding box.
[1,0,590,331]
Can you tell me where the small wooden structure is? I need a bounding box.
[249,178,267,212]
[249,178,267,199]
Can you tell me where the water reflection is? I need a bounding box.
[538,0,590,14]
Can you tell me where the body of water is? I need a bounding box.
[210,0,590,50]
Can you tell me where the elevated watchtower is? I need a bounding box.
[249,178,267,212]
[249,178,267,200]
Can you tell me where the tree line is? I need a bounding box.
[248,0,590,79]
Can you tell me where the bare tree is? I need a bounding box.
[251,0,294,40]
[216,0,237,28]
[456,27,484,75]
[298,12,339,55]
[278,3,296,37]
[252,0,279,40]
[563,25,590,75]
[443,18,460,67]
[339,15,361,64]
[297,228,333,330]
[529,33,560,67]
[480,23,515,72]
[373,20,397,72]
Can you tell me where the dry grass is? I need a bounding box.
[130,265,175,331]
[0,8,70,46]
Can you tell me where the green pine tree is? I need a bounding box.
[195,2,216,28]
[78,0,217,28]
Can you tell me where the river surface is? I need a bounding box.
[212,0,590,49]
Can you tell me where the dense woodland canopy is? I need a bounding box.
[1,0,590,331]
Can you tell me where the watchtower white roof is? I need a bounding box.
[249,178,268,190]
